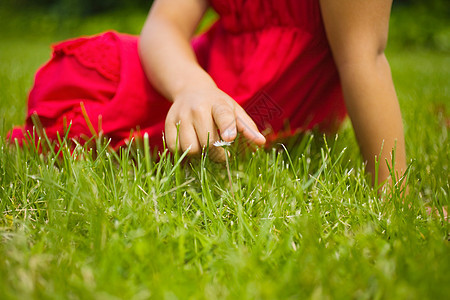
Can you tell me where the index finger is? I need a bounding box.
[234,106,266,145]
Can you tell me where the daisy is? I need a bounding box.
[214,140,233,147]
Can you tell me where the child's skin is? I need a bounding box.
[139,0,407,186]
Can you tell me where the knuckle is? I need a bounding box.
[214,103,233,115]
[213,107,235,128]
[165,116,174,125]
[165,116,180,129]
[191,105,209,117]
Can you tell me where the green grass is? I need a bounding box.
[1,8,449,300]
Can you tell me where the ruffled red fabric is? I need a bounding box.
[53,32,121,82]
[10,0,346,149]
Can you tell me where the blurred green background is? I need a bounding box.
[0,0,449,52]
[1,0,151,16]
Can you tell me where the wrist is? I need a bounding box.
[170,69,217,102]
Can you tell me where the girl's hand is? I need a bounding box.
[140,0,264,161]
[164,86,266,161]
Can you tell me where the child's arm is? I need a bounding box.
[139,0,265,161]
[319,0,407,186]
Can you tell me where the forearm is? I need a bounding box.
[339,54,406,185]
[139,1,215,102]
[138,0,264,159]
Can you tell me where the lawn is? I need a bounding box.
[0,6,449,300]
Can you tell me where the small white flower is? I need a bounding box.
[214,140,233,147]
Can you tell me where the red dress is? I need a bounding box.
[10,0,346,149]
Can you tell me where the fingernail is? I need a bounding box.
[223,128,235,140]
[257,132,265,141]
